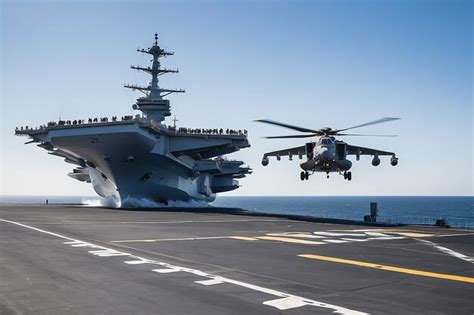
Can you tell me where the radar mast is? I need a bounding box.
[125,33,185,122]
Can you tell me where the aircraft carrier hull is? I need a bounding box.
[19,122,250,205]
[1,204,473,314]
[53,125,196,203]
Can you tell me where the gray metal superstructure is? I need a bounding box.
[15,34,251,205]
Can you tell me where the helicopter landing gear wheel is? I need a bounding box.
[347,171,352,181]
[300,171,310,181]
[343,171,347,180]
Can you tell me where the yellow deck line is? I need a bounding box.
[299,254,474,284]
[257,236,325,245]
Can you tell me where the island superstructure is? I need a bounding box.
[15,34,251,205]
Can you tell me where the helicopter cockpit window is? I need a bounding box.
[321,139,332,145]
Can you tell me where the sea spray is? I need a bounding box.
[121,197,209,208]
[82,196,209,208]
[82,196,121,208]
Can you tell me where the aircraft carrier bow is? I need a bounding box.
[15,34,251,206]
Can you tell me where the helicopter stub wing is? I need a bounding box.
[346,144,394,156]
[263,145,306,158]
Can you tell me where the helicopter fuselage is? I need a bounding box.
[299,136,352,173]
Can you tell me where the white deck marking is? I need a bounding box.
[89,249,130,257]
[366,236,405,241]
[257,236,326,245]
[392,232,433,238]
[0,218,368,314]
[152,268,181,273]
[227,230,408,246]
[364,232,390,237]
[341,238,369,242]
[227,236,259,241]
[419,239,474,263]
[314,232,367,237]
[342,228,466,238]
[71,243,95,247]
[267,233,326,239]
[263,296,309,310]
[194,278,225,286]
[63,241,82,245]
[323,239,349,244]
[111,236,229,243]
[124,258,156,265]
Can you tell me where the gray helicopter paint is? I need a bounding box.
[258,118,399,180]
[298,137,352,172]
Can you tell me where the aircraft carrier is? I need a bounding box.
[14,34,251,206]
[1,204,473,314]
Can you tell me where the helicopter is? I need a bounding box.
[255,117,400,181]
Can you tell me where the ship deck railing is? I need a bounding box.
[378,215,474,230]
[15,117,248,139]
[15,119,136,135]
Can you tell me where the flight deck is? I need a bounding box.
[1,205,473,314]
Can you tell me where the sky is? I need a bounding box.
[1,0,472,196]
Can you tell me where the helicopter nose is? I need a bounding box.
[316,148,331,160]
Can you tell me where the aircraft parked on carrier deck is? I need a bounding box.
[255,117,400,181]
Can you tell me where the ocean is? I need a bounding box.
[1,195,472,229]
[213,196,474,229]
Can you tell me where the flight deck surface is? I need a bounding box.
[1,205,473,314]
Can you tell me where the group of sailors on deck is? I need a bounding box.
[15,115,135,132]
[15,116,248,137]
[171,127,248,136]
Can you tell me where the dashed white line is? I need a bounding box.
[0,218,368,314]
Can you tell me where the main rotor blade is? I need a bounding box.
[336,117,400,132]
[263,134,316,139]
[254,119,318,133]
[337,133,398,137]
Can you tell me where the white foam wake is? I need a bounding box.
[81,196,121,208]
[121,197,209,208]
[82,196,209,209]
